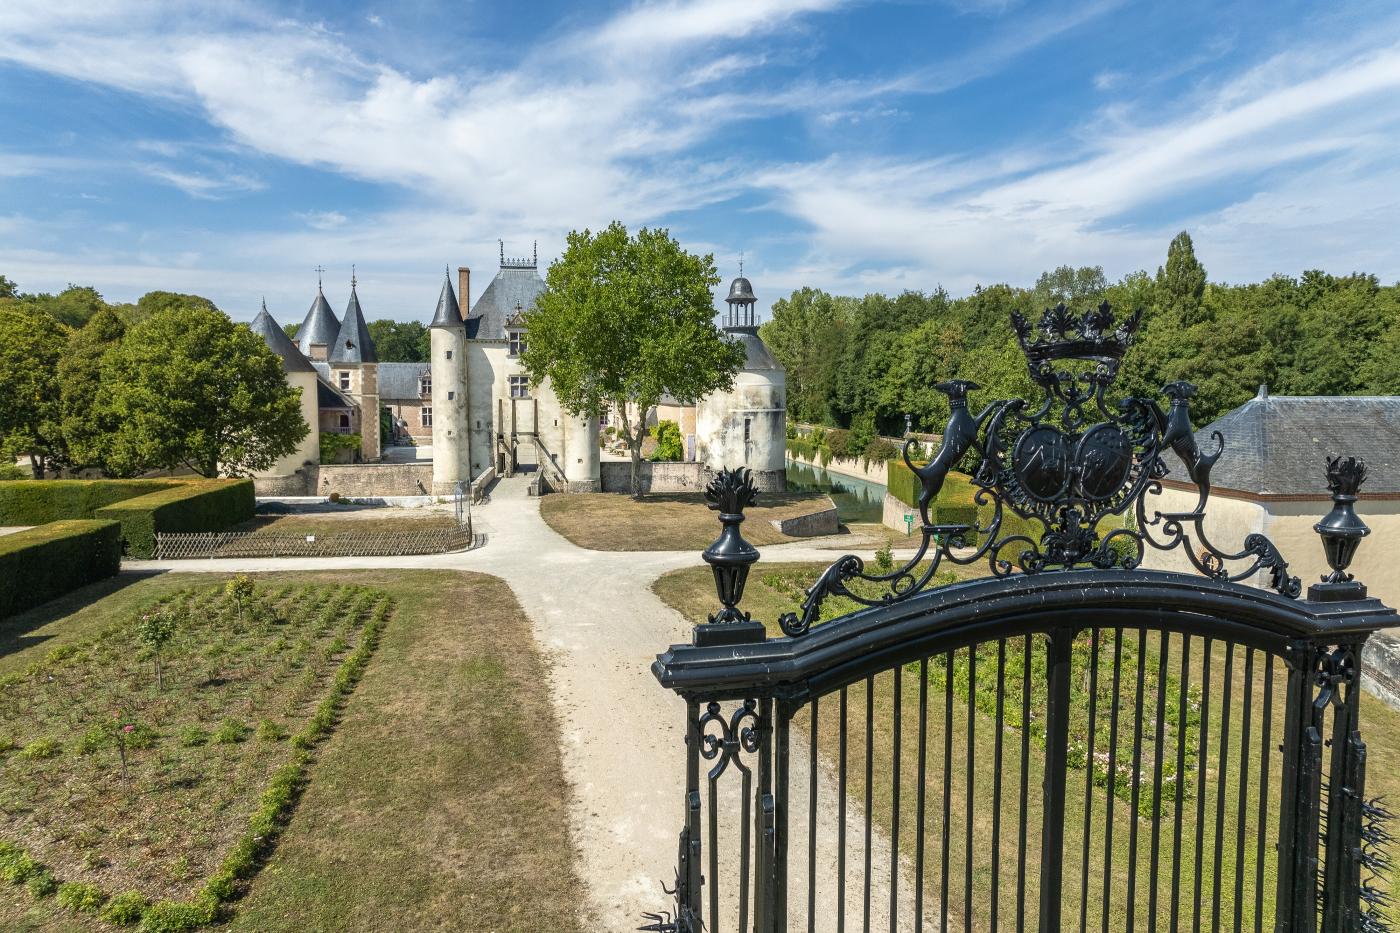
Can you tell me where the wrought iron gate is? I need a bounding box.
[648,303,1396,932]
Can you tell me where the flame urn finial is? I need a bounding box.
[1310,455,1372,601]
[697,468,767,646]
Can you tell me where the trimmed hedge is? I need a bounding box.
[0,480,180,525]
[95,480,255,558]
[0,520,122,619]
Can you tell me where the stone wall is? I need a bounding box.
[312,463,434,498]
[252,473,313,497]
[788,451,889,485]
[770,506,839,537]
[882,492,918,533]
[600,461,706,494]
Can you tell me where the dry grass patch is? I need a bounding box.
[540,491,835,551]
[230,512,457,538]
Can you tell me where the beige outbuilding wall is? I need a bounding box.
[256,369,319,480]
[1138,483,1400,606]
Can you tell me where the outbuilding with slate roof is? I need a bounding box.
[1146,385,1400,608]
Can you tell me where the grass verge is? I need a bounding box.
[540,491,836,551]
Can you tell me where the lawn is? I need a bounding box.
[539,491,837,551]
[0,570,583,932]
[229,512,458,537]
[653,562,1400,931]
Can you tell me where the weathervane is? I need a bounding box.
[738,251,744,276]
[351,263,357,289]
[314,265,325,289]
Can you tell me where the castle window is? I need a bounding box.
[508,331,527,356]
[744,418,751,442]
[446,349,453,360]
[421,407,433,427]
[509,375,530,399]
[338,413,350,430]
[338,371,350,390]
[448,391,455,401]
[419,375,431,396]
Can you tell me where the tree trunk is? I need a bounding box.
[614,399,647,499]
[28,453,44,480]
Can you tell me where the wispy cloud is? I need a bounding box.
[142,164,265,199]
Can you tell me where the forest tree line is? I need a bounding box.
[758,233,1400,438]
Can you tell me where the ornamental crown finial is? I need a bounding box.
[1325,455,1368,498]
[1010,300,1142,376]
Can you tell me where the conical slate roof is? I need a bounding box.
[429,272,464,330]
[298,286,340,355]
[249,301,316,374]
[329,284,378,363]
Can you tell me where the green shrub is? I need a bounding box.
[932,503,979,545]
[648,420,684,462]
[19,737,61,760]
[0,520,122,619]
[887,459,919,509]
[826,428,852,460]
[0,842,39,882]
[136,897,216,932]
[125,723,158,749]
[320,432,360,464]
[101,890,148,925]
[26,869,58,898]
[95,479,254,558]
[255,719,286,742]
[213,718,248,745]
[0,463,28,481]
[0,479,178,525]
[56,880,107,912]
[78,724,109,755]
[179,726,210,747]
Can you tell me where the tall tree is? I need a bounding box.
[1155,231,1208,325]
[366,319,429,362]
[0,305,70,477]
[98,303,308,477]
[519,222,745,497]
[17,285,110,328]
[0,274,16,300]
[1032,265,1107,307]
[760,287,850,424]
[59,307,127,472]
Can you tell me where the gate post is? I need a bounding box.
[1321,644,1366,933]
[1276,642,1324,933]
[1038,627,1074,933]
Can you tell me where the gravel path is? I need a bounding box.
[125,476,933,929]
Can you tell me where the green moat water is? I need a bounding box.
[784,460,886,524]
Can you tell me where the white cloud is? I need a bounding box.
[142,164,265,199]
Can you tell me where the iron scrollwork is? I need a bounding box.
[778,300,1302,637]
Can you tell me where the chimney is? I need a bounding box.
[457,266,471,321]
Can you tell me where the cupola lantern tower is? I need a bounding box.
[724,261,758,332]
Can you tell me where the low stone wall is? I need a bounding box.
[252,473,313,497]
[470,465,496,502]
[882,492,918,533]
[599,462,785,494]
[787,452,889,485]
[770,506,839,537]
[313,463,434,498]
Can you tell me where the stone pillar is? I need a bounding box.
[430,327,470,495]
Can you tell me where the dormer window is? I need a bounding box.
[338,371,350,390]
[419,375,432,396]
[508,330,527,356]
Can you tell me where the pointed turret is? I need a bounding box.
[298,282,340,360]
[430,270,464,330]
[330,277,378,363]
[249,299,316,374]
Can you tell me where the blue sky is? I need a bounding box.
[2,0,1399,323]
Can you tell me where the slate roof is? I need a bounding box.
[467,265,546,340]
[298,287,340,355]
[329,285,378,363]
[1168,390,1400,496]
[726,275,756,304]
[377,362,432,400]
[429,273,464,330]
[730,330,784,373]
[248,301,316,374]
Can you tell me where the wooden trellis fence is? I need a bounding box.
[153,523,473,559]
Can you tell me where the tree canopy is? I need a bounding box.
[761,232,1400,436]
[0,305,70,477]
[519,222,745,495]
[98,303,308,477]
[366,319,430,362]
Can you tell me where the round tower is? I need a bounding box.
[429,270,470,496]
[696,269,787,491]
[247,300,321,494]
[562,410,600,491]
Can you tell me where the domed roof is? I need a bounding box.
[729,330,784,373]
[726,276,756,305]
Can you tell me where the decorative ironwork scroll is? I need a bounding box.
[778,300,1302,636]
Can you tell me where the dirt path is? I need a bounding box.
[126,477,931,929]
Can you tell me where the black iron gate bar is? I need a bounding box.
[644,301,1397,933]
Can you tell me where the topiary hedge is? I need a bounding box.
[95,480,255,558]
[0,480,181,525]
[0,520,121,619]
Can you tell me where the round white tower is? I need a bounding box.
[696,272,787,492]
[562,411,600,492]
[247,300,321,494]
[429,271,470,496]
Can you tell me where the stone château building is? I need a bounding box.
[249,248,786,497]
